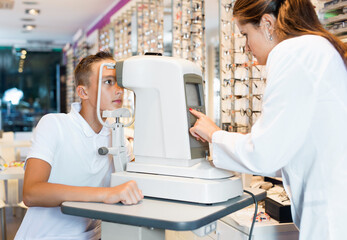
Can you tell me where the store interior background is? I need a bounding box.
[0,0,222,133]
[0,0,346,239]
[0,0,342,132]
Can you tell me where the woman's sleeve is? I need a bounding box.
[212,50,317,175]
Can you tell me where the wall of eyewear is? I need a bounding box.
[62,0,341,129]
[64,36,90,113]
[321,0,347,41]
[136,0,164,55]
[218,0,267,134]
[114,10,134,60]
[64,48,76,113]
[172,0,206,80]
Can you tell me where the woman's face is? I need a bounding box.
[235,18,277,65]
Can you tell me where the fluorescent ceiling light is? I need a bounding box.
[25,8,40,15]
[23,1,38,5]
[23,24,36,30]
[21,18,35,22]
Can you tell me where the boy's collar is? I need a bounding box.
[70,102,110,137]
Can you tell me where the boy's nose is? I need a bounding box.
[114,84,124,95]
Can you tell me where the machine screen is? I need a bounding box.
[186,83,201,106]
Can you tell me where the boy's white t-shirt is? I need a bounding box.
[15,102,134,240]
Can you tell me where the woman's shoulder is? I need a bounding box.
[268,35,340,70]
[274,35,335,56]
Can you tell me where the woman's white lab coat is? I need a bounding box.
[212,35,347,240]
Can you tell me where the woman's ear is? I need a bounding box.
[261,13,276,34]
[76,85,88,100]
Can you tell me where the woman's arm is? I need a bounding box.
[23,158,143,207]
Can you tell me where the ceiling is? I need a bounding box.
[0,0,120,49]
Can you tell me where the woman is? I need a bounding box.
[190,0,347,239]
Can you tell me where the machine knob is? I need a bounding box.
[98,147,109,155]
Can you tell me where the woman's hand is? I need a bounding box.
[189,108,221,143]
[103,180,143,205]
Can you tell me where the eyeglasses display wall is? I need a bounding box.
[113,10,136,127]
[64,38,91,113]
[74,38,89,67]
[136,0,164,55]
[321,0,347,38]
[172,0,206,79]
[98,25,114,53]
[114,10,134,60]
[65,48,76,113]
[219,0,267,134]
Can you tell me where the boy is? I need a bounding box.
[15,51,143,239]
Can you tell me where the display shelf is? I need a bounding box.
[99,24,114,53]
[321,0,347,38]
[323,13,347,24]
[321,1,347,12]
[114,9,134,60]
[172,0,206,80]
[330,26,347,35]
[65,48,76,112]
[219,0,267,134]
[136,0,164,55]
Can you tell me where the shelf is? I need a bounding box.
[330,27,347,35]
[323,13,347,24]
[321,1,347,13]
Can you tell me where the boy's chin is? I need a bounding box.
[110,102,123,109]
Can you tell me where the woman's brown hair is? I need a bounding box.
[233,0,347,68]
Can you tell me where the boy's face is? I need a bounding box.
[87,59,124,111]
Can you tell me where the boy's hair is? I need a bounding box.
[74,51,114,87]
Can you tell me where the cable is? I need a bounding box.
[243,190,258,240]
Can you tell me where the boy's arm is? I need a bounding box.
[23,158,143,207]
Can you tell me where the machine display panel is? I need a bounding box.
[186,83,201,106]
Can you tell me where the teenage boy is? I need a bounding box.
[15,51,143,240]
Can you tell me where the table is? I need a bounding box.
[0,140,31,148]
[0,167,24,240]
[0,167,24,180]
[62,188,266,240]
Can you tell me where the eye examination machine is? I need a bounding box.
[97,55,243,204]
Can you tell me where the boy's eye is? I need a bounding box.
[104,79,115,85]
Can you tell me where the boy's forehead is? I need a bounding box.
[95,59,115,68]
[92,59,116,74]
[88,59,115,83]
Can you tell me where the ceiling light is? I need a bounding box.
[25,8,40,15]
[22,1,38,5]
[21,18,35,22]
[21,50,27,55]
[23,24,36,30]
[20,55,26,59]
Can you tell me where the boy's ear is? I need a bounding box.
[76,85,89,99]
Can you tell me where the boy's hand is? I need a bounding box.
[104,180,143,205]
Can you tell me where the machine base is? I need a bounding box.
[111,172,243,204]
